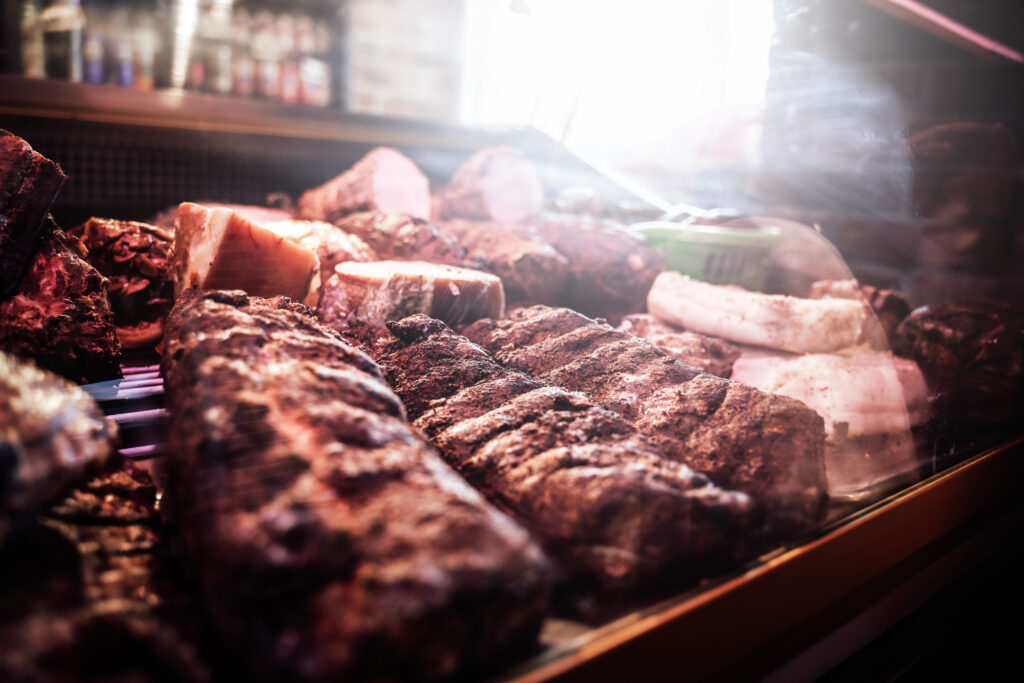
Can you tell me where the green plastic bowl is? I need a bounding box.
[630,221,782,291]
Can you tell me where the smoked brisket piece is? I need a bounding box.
[0,130,67,298]
[334,211,468,266]
[70,217,175,348]
[374,315,758,596]
[529,217,663,321]
[298,147,431,222]
[618,313,740,378]
[0,223,122,382]
[439,218,569,304]
[440,146,544,223]
[0,351,116,545]
[161,289,550,682]
[463,306,829,537]
[0,459,212,683]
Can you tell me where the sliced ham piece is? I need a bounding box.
[298,147,431,223]
[172,202,317,302]
[440,146,544,223]
[649,272,869,354]
[318,260,504,332]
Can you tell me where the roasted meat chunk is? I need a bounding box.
[0,223,121,382]
[529,217,663,321]
[0,130,66,297]
[617,313,740,378]
[893,300,1024,428]
[0,460,211,683]
[439,218,569,305]
[161,289,551,682]
[463,306,829,538]
[334,211,468,266]
[0,351,116,545]
[373,315,758,597]
[70,217,175,348]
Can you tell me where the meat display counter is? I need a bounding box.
[1,1,1023,681]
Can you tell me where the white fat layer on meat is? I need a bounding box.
[318,260,503,328]
[648,272,869,354]
[731,346,923,438]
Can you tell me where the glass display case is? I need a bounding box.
[0,1,1022,681]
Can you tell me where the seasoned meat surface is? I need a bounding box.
[161,289,550,682]
[0,460,211,683]
[618,313,740,378]
[0,224,121,382]
[463,306,829,538]
[70,217,175,348]
[439,218,569,305]
[335,211,468,266]
[0,351,116,545]
[529,217,663,321]
[373,314,759,597]
[893,300,1024,428]
[0,130,66,297]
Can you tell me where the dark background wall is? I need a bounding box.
[762,0,1024,307]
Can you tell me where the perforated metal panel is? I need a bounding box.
[1,115,384,226]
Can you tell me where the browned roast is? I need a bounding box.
[463,306,829,537]
[0,460,212,683]
[0,223,121,382]
[0,351,116,545]
[298,147,431,222]
[618,313,740,378]
[334,211,467,266]
[892,300,1024,428]
[0,130,66,298]
[440,146,544,223]
[374,315,758,596]
[528,217,663,321]
[69,217,175,349]
[161,289,550,682]
[439,218,569,305]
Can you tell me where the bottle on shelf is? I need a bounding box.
[131,8,158,90]
[231,8,255,97]
[40,0,85,82]
[20,0,45,78]
[276,12,298,104]
[252,10,280,99]
[107,8,134,88]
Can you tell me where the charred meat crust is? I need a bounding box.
[0,224,122,383]
[374,314,759,595]
[160,289,551,682]
[462,305,829,539]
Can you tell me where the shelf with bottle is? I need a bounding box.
[13,0,338,109]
